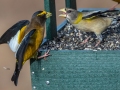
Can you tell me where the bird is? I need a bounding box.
[59,8,119,47]
[110,0,120,10]
[0,10,52,86]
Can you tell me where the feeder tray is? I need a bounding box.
[30,8,120,90]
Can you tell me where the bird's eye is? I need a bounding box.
[67,10,72,13]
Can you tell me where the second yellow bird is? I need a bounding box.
[59,8,118,46]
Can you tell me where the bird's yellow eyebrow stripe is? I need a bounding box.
[37,11,47,16]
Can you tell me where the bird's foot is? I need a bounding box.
[109,7,116,10]
[95,40,101,47]
[38,50,51,60]
[109,3,118,10]
[81,36,90,45]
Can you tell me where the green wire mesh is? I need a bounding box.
[30,50,120,90]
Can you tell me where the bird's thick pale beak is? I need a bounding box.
[59,8,67,18]
[46,12,52,18]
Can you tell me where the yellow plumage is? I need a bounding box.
[18,25,27,44]
[23,27,44,63]
[73,13,83,24]
[0,10,52,86]
[59,8,115,46]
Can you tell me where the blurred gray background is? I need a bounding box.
[0,0,119,90]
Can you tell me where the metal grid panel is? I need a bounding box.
[30,50,120,90]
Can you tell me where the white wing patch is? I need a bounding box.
[14,33,28,57]
[8,30,20,52]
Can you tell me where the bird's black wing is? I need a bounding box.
[16,29,36,69]
[11,29,36,86]
[82,10,119,19]
[0,20,30,44]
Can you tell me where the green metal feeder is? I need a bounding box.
[30,0,120,90]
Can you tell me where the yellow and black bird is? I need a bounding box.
[0,10,52,86]
[59,8,118,46]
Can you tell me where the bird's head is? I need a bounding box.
[59,8,79,21]
[32,10,52,24]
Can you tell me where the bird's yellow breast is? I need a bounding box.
[23,27,44,64]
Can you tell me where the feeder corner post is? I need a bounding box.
[44,0,57,40]
[65,0,77,9]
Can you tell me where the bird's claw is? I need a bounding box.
[38,50,51,60]
[81,36,90,45]
[109,3,119,10]
[95,40,101,47]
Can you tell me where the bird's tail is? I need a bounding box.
[0,38,3,44]
[11,63,20,86]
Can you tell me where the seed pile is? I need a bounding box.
[40,10,120,51]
